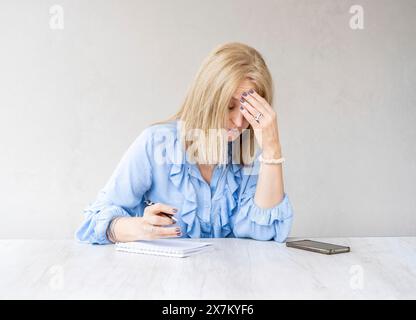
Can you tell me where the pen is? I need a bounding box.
[144,200,178,222]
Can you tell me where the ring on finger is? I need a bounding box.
[254,112,263,122]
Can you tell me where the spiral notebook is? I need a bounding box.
[115,239,214,258]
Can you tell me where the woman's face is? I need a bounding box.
[226,79,253,141]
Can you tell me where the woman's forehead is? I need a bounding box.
[232,79,255,99]
[232,85,254,99]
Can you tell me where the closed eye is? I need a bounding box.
[229,98,238,110]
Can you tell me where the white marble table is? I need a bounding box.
[0,237,415,299]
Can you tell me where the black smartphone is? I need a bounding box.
[286,239,350,255]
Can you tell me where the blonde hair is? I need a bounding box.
[152,42,274,166]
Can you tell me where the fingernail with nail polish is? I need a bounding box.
[240,105,244,110]
[242,92,248,97]
[249,89,254,94]
[172,208,177,213]
[240,98,245,103]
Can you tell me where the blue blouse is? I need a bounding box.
[75,120,294,244]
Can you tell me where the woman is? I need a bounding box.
[75,42,294,244]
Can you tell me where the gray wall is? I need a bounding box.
[0,0,415,239]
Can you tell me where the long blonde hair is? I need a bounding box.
[152,42,274,166]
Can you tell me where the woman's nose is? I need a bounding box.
[232,112,245,127]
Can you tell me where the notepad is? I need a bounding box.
[115,239,214,258]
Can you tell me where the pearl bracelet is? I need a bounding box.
[258,154,285,165]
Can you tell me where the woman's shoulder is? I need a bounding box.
[134,121,183,166]
[145,120,178,136]
[137,120,180,145]
[141,120,183,168]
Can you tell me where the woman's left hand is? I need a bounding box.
[239,89,282,158]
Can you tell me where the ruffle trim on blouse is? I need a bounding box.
[211,162,242,237]
[167,128,201,237]
[235,193,293,226]
[169,161,200,237]
[75,193,130,244]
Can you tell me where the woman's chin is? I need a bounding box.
[227,131,240,141]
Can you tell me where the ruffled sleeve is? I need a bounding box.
[231,158,294,243]
[74,127,154,245]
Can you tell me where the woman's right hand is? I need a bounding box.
[109,203,181,242]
